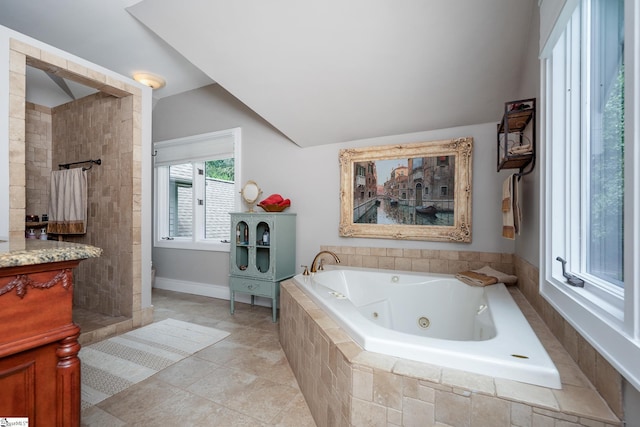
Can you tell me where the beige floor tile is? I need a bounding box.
[187,366,259,406]
[195,339,255,365]
[79,289,316,427]
[222,377,303,423]
[81,406,126,426]
[96,377,191,423]
[260,354,301,388]
[154,355,222,388]
[270,393,317,427]
[224,347,287,375]
[123,388,226,426]
[205,406,270,427]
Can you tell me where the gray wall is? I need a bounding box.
[513,5,541,268]
[152,84,515,291]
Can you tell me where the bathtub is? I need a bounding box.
[292,267,561,389]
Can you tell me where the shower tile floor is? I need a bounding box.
[78,289,316,426]
[73,307,129,334]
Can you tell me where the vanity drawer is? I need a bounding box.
[229,276,277,298]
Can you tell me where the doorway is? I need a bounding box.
[8,38,150,344]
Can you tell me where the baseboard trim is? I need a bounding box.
[153,277,274,308]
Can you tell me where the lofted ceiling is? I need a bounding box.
[0,0,536,148]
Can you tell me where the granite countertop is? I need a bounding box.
[0,239,102,268]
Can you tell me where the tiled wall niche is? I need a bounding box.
[291,245,624,422]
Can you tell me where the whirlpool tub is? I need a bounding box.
[292,267,561,388]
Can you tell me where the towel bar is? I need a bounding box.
[58,158,101,171]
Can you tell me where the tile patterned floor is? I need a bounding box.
[79,289,316,426]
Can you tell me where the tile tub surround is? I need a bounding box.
[317,245,515,276]
[280,280,620,426]
[0,238,102,267]
[318,245,624,419]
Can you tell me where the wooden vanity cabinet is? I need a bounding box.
[0,259,83,427]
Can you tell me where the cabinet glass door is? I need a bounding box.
[235,220,249,271]
[255,221,270,274]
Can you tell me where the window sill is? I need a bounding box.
[154,239,231,252]
[546,275,623,324]
[541,278,640,389]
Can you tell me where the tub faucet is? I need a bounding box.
[308,251,341,274]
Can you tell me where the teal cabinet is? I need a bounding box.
[229,212,296,322]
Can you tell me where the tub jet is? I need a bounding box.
[418,316,431,329]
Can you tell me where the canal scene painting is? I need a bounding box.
[353,155,455,226]
[339,138,473,242]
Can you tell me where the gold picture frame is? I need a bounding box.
[339,137,473,242]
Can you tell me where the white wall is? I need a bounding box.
[514,1,542,267]
[152,84,515,291]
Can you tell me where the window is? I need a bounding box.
[542,0,640,388]
[154,128,242,251]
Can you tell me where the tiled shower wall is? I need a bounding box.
[25,102,52,218]
[319,245,623,420]
[52,92,134,317]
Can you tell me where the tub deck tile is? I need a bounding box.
[352,351,398,372]
[441,368,495,395]
[324,326,354,344]
[336,341,364,361]
[553,384,619,423]
[495,378,559,410]
[392,359,442,384]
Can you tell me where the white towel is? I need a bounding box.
[48,168,88,234]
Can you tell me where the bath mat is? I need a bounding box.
[79,318,229,410]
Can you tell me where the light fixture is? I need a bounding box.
[133,72,166,90]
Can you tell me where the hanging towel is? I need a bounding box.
[502,174,515,239]
[48,168,88,234]
[513,174,522,234]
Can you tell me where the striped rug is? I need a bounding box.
[80,318,229,409]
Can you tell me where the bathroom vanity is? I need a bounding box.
[0,239,101,426]
[229,213,296,322]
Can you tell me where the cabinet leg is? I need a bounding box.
[230,292,235,314]
[272,298,277,322]
[250,295,255,306]
[56,326,81,427]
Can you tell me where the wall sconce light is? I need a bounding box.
[133,72,166,90]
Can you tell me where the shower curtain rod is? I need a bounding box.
[58,158,102,171]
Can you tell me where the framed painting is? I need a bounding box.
[339,137,473,242]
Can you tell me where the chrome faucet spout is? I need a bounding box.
[309,251,341,273]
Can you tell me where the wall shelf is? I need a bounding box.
[497,98,536,177]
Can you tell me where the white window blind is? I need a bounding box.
[154,129,237,166]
